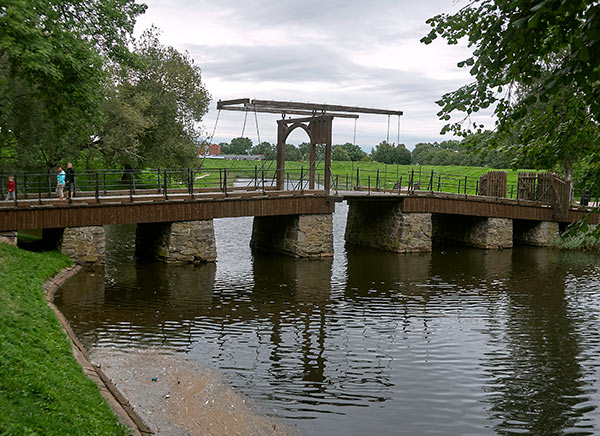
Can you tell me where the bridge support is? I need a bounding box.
[433,215,513,249]
[0,231,17,246]
[513,220,559,247]
[250,214,333,258]
[43,226,106,264]
[345,201,432,252]
[135,220,216,263]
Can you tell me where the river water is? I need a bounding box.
[55,202,600,435]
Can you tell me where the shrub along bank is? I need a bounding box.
[0,244,128,436]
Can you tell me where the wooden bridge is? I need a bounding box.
[0,165,596,265]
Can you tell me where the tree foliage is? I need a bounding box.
[372,141,411,164]
[422,0,600,189]
[95,27,211,168]
[0,0,146,169]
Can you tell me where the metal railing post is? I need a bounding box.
[95,172,100,202]
[38,175,42,205]
[223,168,228,195]
[189,168,195,198]
[376,169,380,191]
[157,168,161,193]
[163,169,168,200]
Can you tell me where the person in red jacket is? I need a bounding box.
[4,176,15,201]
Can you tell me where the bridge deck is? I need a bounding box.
[0,188,596,232]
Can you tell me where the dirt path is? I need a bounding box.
[91,349,295,436]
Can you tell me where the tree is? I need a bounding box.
[97,28,211,168]
[372,141,411,164]
[251,141,276,160]
[285,144,302,161]
[223,137,252,155]
[332,145,351,161]
[422,0,600,133]
[339,142,367,161]
[422,0,600,187]
[0,0,146,169]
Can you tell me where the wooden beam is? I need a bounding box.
[250,99,403,116]
[219,105,359,119]
[216,98,251,109]
[277,115,334,124]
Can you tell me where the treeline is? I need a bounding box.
[216,134,512,168]
[1,2,210,172]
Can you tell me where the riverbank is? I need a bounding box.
[0,244,129,435]
[91,349,293,436]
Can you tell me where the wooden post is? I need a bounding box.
[309,139,316,190]
[324,118,332,193]
[276,121,286,190]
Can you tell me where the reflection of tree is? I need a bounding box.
[482,248,597,435]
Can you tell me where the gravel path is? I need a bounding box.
[91,349,294,436]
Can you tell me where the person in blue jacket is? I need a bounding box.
[56,166,66,200]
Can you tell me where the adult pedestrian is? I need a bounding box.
[65,162,75,199]
[4,176,15,201]
[56,166,66,200]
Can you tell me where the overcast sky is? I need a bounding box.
[134,0,494,151]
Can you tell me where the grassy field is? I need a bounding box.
[0,244,129,436]
[191,159,533,195]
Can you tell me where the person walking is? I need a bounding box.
[56,166,66,200]
[4,176,15,201]
[65,162,75,200]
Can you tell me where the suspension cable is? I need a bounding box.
[241,110,248,137]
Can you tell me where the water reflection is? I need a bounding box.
[54,211,600,436]
[482,248,599,436]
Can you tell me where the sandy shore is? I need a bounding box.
[91,349,294,436]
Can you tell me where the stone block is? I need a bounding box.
[514,220,559,247]
[60,226,106,264]
[345,200,432,253]
[0,231,17,246]
[464,217,513,249]
[250,214,333,258]
[136,220,216,263]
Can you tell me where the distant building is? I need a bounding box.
[200,143,221,156]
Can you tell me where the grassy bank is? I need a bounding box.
[0,244,128,436]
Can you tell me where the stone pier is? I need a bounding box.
[433,215,513,249]
[250,214,333,258]
[513,220,559,247]
[43,226,106,264]
[345,201,432,253]
[135,220,216,263]
[0,231,17,246]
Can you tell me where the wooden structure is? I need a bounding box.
[216,99,403,193]
[479,171,507,197]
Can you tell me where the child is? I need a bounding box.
[4,176,15,201]
[56,166,66,200]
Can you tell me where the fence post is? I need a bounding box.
[457,179,461,193]
[95,172,100,202]
[346,173,349,190]
[38,175,42,205]
[219,168,222,191]
[437,175,441,192]
[254,165,258,190]
[464,176,468,194]
[157,168,161,193]
[428,170,434,191]
[129,172,134,202]
[262,169,265,194]
[356,167,360,189]
[103,172,107,195]
[476,180,479,196]
[376,169,380,191]
[368,175,371,195]
[163,169,168,200]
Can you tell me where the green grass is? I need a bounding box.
[0,244,129,436]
